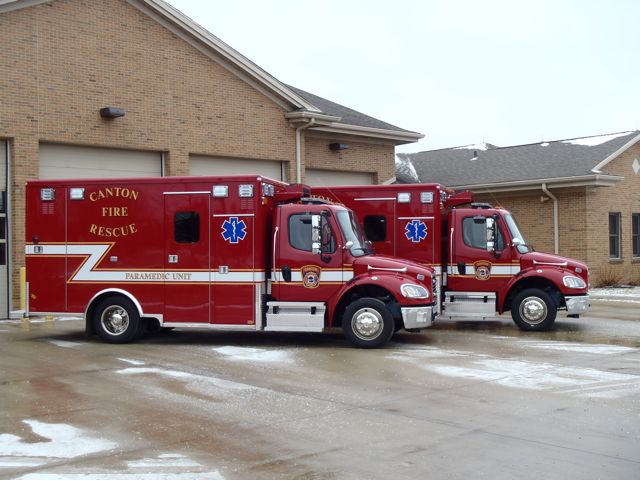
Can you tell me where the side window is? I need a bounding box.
[462,217,505,250]
[174,211,200,243]
[289,214,312,251]
[364,215,386,242]
[289,214,336,253]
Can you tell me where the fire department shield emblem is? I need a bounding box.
[301,265,321,288]
[473,260,492,281]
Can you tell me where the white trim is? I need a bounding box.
[398,216,435,220]
[591,133,640,173]
[163,191,209,195]
[453,174,624,192]
[0,0,51,13]
[161,322,258,330]
[85,288,144,318]
[354,197,395,201]
[212,213,255,218]
[312,124,423,144]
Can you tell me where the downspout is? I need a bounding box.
[541,183,559,254]
[295,118,316,183]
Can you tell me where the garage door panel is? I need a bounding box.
[305,169,373,186]
[39,144,161,179]
[190,155,284,181]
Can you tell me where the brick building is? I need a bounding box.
[397,131,640,286]
[0,0,422,317]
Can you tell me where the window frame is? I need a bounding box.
[632,213,640,259]
[609,212,621,260]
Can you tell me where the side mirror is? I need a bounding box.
[344,240,354,250]
[311,214,322,254]
[486,217,496,252]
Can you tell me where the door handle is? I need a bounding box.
[457,262,466,275]
[282,265,292,282]
[168,255,179,264]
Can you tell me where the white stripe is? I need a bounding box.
[163,191,209,195]
[353,197,395,201]
[212,213,255,217]
[398,216,435,220]
[272,270,353,283]
[446,264,520,276]
[26,244,266,283]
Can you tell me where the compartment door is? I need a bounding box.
[164,193,210,323]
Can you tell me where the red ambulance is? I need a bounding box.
[313,183,589,331]
[25,176,436,347]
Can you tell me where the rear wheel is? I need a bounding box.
[511,288,557,331]
[342,298,395,348]
[93,296,141,343]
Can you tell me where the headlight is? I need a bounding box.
[563,275,586,289]
[401,283,430,299]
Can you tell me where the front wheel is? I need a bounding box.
[342,298,395,348]
[510,288,557,331]
[93,296,141,343]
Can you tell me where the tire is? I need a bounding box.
[510,288,557,331]
[93,296,141,344]
[342,298,395,348]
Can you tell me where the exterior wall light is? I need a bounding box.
[99,107,125,118]
[329,142,348,151]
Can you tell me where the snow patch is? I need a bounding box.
[454,142,491,151]
[117,367,255,391]
[562,132,631,147]
[212,346,293,363]
[127,453,201,468]
[47,339,83,349]
[0,420,116,459]
[390,347,640,399]
[17,474,224,479]
[118,358,146,366]
[519,341,636,355]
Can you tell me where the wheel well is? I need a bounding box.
[504,277,563,311]
[84,290,143,337]
[333,285,399,327]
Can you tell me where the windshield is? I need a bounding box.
[504,213,530,253]
[336,209,370,257]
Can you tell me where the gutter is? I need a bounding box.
[541,183,559,254]
[295,119,316,184]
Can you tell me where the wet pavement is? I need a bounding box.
[1,300,639,479]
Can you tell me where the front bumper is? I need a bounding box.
[401,305,435,330]
[565,295,589,315]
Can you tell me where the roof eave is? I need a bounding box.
[312,123,424,144]
[591,133,640,173]
[132,0,322,113]
[450,174,624,193]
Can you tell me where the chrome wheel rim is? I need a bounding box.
[519,297,547,325]
[101,305,130,336]
[352,308,383,340]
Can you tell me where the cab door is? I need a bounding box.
[447,210,512,293]
[273,206,344,302]
[164,193,210,323]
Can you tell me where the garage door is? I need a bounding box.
[39,144,162,179]
[305,169,373,186]
[190,155,285,181]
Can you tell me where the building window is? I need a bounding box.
[174,211,200,243]
[609,212,621,259]
[633,213,640,258]
[364,215,387,242]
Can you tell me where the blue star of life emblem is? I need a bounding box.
[221,217,247,244]
[405,219,427,243]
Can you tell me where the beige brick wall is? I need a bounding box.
[0,0,399,306]
[586,142,640,285]
[304,134,396,184]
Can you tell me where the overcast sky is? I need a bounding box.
[166,0,640,153]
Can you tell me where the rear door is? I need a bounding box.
[164,193,210,323]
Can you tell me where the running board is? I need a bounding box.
[265,301,326,332]
[442,291,496,319]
